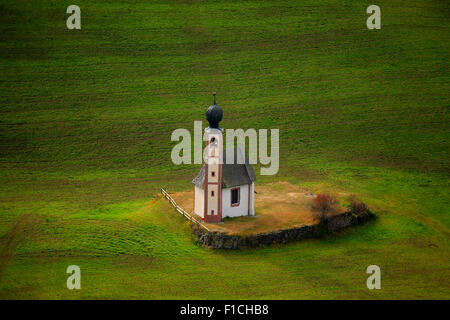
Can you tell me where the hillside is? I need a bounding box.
[0,0,449,299]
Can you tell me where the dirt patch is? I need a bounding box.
[170,181,345,235]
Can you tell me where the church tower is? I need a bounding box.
[204,93,223,223]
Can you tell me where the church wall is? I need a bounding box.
[194,186,204,218]
[222,184,249,218]
[249,182,255,216]
[207,183,219,216]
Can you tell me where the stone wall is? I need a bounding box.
[326,210,373,232]
[192,210,374,249]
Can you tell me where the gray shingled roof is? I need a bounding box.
[192,147,256,189]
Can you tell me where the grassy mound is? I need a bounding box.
[0,0,448,299]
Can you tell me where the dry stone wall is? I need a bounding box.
[192,210,374,249]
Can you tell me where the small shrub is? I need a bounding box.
[312,193,336,221]
[349,195,369,216]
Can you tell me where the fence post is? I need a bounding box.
[160,188,209,232]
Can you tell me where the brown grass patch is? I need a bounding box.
[170,181,346,235]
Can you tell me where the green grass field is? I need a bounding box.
[0,0,449,299]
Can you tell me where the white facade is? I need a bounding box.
[194,182,255,221]
[194,186,204,218]
[221,182,255,218]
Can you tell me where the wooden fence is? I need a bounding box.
[160,188,210,232]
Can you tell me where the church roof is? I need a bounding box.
[192,147,256,189]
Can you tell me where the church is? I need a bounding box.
[192,94,256,223]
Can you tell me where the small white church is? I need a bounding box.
[192,94,256,223]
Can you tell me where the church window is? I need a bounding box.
[231,188,240,206]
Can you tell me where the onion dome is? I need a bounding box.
[206,92,223,129]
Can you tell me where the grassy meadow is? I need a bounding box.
[0,0,449,299]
